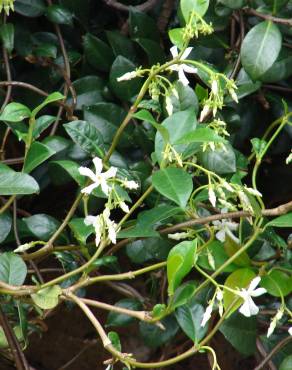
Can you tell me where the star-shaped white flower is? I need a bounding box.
[169,46,198,86]
[85,208,118,246]
[237,277,267,317]
[212,209,239,243]
[79,157,117,195]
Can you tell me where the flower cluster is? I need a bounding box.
[0,0,14,15]
[183,10,213,41]
[78,157,138,246]
[168,46,198,86]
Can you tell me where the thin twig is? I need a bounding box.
[245,8,292,26]
[103,0,158,12]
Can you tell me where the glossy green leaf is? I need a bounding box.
[0,252,27,285]
[31,285,62,309]
[280,355,292,370]
[224,235,251,267]
[139,316,179,348]
[83,33,114,72]
[198,144,236,174]
[0,23,14,54]
[241,21,282,80]
[33,115,56,139]
[135,38,165,65]
[0,102,31,122]
[31,92,64,118]
[0,213,12,244]
[68,76,105,110]
[265,213,292,228]
[0,326,23,349]
[167,240,197,295]
[126,237,172,264]
[108,331,122,352]
[220,312,257,355]
[109,56,143,101]
[69,218,94,245]
[261,270,291,297]
[176,127,226,145]
[23,142,56,173]
[129,9,159,41]
[14,0,46,17]
[106,299,142,327]
[22,214,60,241]
[49,160,86,186]
[0,166,39,195]
[180,0,209,21]
[175,298,207,343]
[106,31,136,62]
[64,120,104,157]
[46,5,74,25]
[152,168,193,208]
[223,268,256,313]
[168,81,199,115]
[169,281,197,310]
[218,0,245,9]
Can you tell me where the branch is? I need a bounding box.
[245,8,292,26]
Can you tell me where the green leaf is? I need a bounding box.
[198,144,236,174]
[46,5,74,26]
[14,0,46,17]
[119,205,181,238]
[106,31,136,62]
[0,166,39,195]
[169,28,184,50]
[134,109,169,143]
[152,168,193,208]
[126,237,172,264]
[109,56,143,101]
[176,127,226,145]
[241,21,282,80]
[0,326,23,349]
[261,270,291,297]
[169,281,197,310]
[68,76,105,110]
[0,252,27,285]
[223,268,256,314]
[23,142,56,173]
[106,299,142,327]
[280,355,292,370]
[22,214,60,241]
[155,109,199,164]
[168,81,199,115]
[31,285,62,309]
[129,9,159,41]
[64,120,104,157]
[135,38,165,65]
[0,213,12,244]
[49,160,86,186]
[180,0,210,21]
[265,213,292,228]
[175,298,207,343]
[108,331,122,352]
[0,102,31,122]
[220,312,257,355]
[139,316,179,348]
[224,235,251,267]
[83,103,131,149]
[261,48,292,83]
[31,92,64,118]
[0,23,14,54]
[83,33,114,72]
[218,0,245,9]
[167,240,197,295]
[33,115,56,139]
[69,218,94,245]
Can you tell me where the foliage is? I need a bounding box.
[0,0,291,369]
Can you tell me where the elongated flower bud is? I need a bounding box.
[0,0,14,15]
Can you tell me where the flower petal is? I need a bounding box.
[181,47,193,60]
[92,157,103,175]
[78,167,96,182]
[215,229,226,242]
[170,45,178,58]
[81,183,98,195]
[250,287,267,297]
[100,179,110,195]
[248,277,261,292]
[183,65,198,74]
[103,166,117,179]
[178,68,189,86]
[84,215,97,226]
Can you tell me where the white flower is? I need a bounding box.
[122,179,139,190]
[216,289,224,317]
[199,104,210,122]
[85,208,118,246]
[79,157,117,195]
[211,79,219,95]
[288,327,292,336]
[119,200,130,214]
[208,186,216,207]
[85,214,103,246]
[168,232,190,240]
[267,309,283,338]
[117,71,137,82]
[201,302,213,327]
[165,95,173,116]
[169,46,198,86]
[229,88,238,103]
[212,209,239,243]
[237,277,267,317]
[244,186,262,197]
